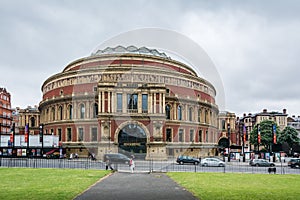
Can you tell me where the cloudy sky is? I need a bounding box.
[0,0,299,117]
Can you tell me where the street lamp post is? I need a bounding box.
[227,123,231,162]
[240,122,245,162]
[0,122,1,152]
[257,124,260,158]
[108,117,111,153]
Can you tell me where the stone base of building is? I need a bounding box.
[145,143,168,161]
[63,142,218,161]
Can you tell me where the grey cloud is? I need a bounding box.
[0,0,299,116]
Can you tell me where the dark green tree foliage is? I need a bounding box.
[277,126,300,147]
[250,120,279,151]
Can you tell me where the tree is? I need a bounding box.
[277,126,299,153]
[250,120,280,152]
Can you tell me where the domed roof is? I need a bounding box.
[91,45,171,59]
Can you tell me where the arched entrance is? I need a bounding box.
[218,137,230,156]
[118,123,147,159]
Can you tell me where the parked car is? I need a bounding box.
[176,155,200,165]
[288,158,300,168]
[201,157,225,167]
[103,153,130,164]
[43,149,61,159]
[249,159,275,167]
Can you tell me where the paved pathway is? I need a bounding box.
[74,172,198,200]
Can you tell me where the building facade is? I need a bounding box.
[14,106,40,135]
[39,46,219,160]
[0,88,12,135]
[238,109,288,152]
[217,111,237,149]
[287,115,300,138]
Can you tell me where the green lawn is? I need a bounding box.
[167,172,300,200]
[0,168,110,200]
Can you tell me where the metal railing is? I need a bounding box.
[0,157,299,175]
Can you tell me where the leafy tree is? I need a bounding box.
[277,126,300,148]
[250,120,280,151]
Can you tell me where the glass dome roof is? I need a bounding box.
[91,45,171,59]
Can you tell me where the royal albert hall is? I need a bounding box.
[39,46,219,160]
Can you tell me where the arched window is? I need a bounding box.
[189,107,193,121]
[58,106,63,120]
[93,103,98,118]
[177,105,182,120]
[30,117,35,127]
[51,107,55,121]
[198,108,201,123]
[46,109,49,122]
[165,104,171,120]
[68,105,73,119]
[205,110,208,124]
[80,104,85,119]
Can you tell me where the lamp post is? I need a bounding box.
[0,122,1,152]
[39,124,44,157]
[257,124,260,157]
[227,123,231,162]
[240,122,246,162]
[108,116,111,153]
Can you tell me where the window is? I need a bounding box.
[205,130,208,142]
[205,110,208,123]
[30,117,35,127]
[166,128,172,142]
[80,104,85,119]
[222,120,226,130]
[166,105,171,120]
[198,130,202,142]
[91,127,97,142]
[58,128,62,141]
[127,94,138,111]
[51,107,55,121]
[142,94,148,113]
[93,103,98,118]
[67,128,72,141]
[59,106,63,120]
[117,93,123,112]
[78,128,84,142]
[190,129,194,142]
[177,105,182,120]
[189,107,193,121]
[198,109,201,122]
[178,129,184,142]
[68,105,73,119]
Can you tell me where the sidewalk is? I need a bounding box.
[74,172,198,200]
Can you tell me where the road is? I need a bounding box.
[0,157,299,175]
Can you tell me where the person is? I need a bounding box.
[105,156,113,170]
[129,158,135,173]
[91,153,96,160]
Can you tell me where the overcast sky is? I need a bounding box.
[0,0,299,117]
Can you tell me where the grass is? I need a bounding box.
[0,168,110,200]
[2,168,300,200]
[168,172,300,200]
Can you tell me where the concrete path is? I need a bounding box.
[74,172,198,200]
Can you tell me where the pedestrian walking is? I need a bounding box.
[105,156,114,170]
[129,158,135,173]
[69,153,73,160]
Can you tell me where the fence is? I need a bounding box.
[0,157,299,175]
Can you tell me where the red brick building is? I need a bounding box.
[0,88,12,135]
[39,46,219,160]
